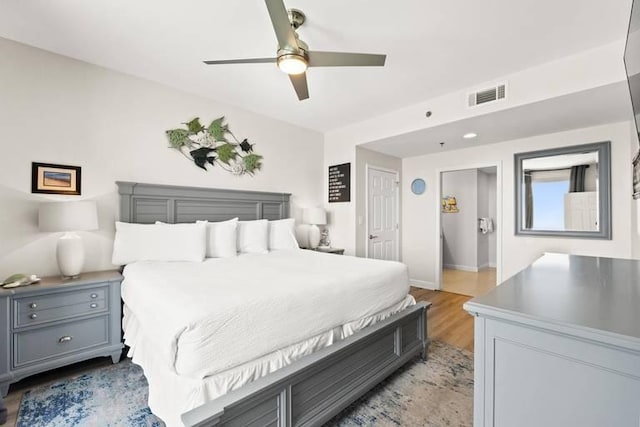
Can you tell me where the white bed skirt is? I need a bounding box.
[123,295,415,426]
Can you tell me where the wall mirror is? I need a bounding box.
[515,141,611,239]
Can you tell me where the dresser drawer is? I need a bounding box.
[15,300,107,328]
[13,316,109,368]
[14,286,108,328]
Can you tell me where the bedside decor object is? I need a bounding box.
[303,207,327,249]
[31,163,81,195]
[39,201,98,279]
[328,163,351,202]
[441,195,459,213]
[320,228,331,247]
[0,271,124,398]
[411,178,426,195]
[166,116,263,176]
[1,274,41,289]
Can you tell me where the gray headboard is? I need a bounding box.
[117,181,291,224]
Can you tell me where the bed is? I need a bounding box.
[117,181,430,427]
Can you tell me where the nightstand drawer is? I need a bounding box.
[15,300,107,328]
[14,287,108,328]
[15,286,107,313]
[13,316,109,368]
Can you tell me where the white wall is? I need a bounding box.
[324,41,626,256]
[0,38,324,278]
[354,147,402,257]
[324,139,356,254]
[441,170,478,270]
[403,122,634,286]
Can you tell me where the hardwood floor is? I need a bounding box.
[2,289,474,425]
[442,267,496,297]
[410,287,475,352]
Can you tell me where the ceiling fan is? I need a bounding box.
[203,0,387,101]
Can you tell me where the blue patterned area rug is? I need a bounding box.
[327,341,473,426]
[17,341,472,427]
[16,359,162,427]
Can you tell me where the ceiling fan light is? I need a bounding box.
[277,54,308,75]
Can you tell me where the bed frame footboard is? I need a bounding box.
[182,302,430,427]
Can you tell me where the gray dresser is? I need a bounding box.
[0,271,124,396]
[464,253,640,427]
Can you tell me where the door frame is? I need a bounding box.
[434,161,503,290]
[365,164,400,261]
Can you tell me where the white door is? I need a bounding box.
[367,167,399,260]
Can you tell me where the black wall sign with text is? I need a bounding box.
[328,163,351,203]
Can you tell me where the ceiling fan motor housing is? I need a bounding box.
[277,38,308,58]
[287,8,306,29]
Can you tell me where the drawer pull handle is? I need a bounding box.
[29,314,37,320]
[29,303,37,309]
[59,336,73,344]
[90,293,98,299]
[90,303,98,309]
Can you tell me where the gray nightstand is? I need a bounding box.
[306,247,345,255]
[0,271,124,397]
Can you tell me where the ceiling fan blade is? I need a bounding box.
[265,0,299,50]
[203,58,277,65]
[289,73,309,101]
[308,52,387,67]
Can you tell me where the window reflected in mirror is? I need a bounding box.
[515,142,611,239]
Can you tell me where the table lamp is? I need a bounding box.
[303,207,327,249]
[39,201,98,278]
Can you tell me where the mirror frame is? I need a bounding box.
[514,141,611,239]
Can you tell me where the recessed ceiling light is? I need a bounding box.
[463,132,478,139]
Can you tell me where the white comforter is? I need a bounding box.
[121,249,409,379]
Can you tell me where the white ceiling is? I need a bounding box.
[361,82,632,158]
[0,0,631,132]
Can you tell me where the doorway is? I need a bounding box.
[366,165,399,261]
[437,165,500,297]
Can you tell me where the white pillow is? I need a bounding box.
[237,219,269,254]
[112,221,206,265]
[196,218,238,258]
[269,218,299,250]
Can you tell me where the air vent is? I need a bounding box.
[468,83,507,107]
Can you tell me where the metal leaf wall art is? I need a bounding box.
[166,117,262,176]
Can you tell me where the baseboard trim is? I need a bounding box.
[488,262,497,268]
[410,279,437,290]
[443,264,479,272]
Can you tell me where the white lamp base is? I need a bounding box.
[308,224,321,249]
[295,224,311,249]
[57,232,85,279]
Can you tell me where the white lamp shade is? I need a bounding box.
[39,201,99,232]
[303,207,327,225]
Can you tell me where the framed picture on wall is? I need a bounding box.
[328,163,351,203]
[31,162,81,195]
